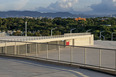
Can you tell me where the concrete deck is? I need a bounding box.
[86,40,116,49]
[0,57,114,77]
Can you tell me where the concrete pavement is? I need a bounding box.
[0,57,114,77]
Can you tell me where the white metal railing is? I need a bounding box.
[0,33,92,42]
[0,41,115,75]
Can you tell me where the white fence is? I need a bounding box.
[0,41,115,74]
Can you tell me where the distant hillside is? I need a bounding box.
[0,11,76,18]
[0,11,100,18]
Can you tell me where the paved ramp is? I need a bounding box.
[0,57,114,77]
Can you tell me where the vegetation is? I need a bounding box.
[0,17,116,40]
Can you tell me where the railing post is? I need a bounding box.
[30,44,31,54]
[58,45,60,62]
[99,49,102,68]
[25,42,27,56]
[84,48,86,65]
[5,41,7,54]
[35,43,38,57]
[70,46,73,64]
[115,50,116,72]
[14,42,17,55]
[46,43,48,59]
[38,44,40,55]
[17,45,19,55]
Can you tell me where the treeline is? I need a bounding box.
[0,17,116,40]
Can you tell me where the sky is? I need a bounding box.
[0,0,116,14]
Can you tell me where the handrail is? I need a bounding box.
[0,40,116,51]
[0,34,92,42]
[0,41,116,75]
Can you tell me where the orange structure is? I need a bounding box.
[75,17,86,21]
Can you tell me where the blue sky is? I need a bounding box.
[0,0,116,14]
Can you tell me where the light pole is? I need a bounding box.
[25,21,27,37]
[37,30,42,36]
[51,27,57,36]
[101,35,105,40]
[111,32,116,41]
[70,28,76,33]
[100,31,104,40]
[86,29,91,33]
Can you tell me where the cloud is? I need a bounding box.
[14,0,29,10]
[0,0,29,11]
[37,0,78,12]
[90,0,116,14]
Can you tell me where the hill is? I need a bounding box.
[0,11,100,18]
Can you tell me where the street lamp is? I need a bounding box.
[86,29,91,33]
[100,31,104,40]
[70,28,76,33]
[111,32,116,41]
[51,27,57,36]
[25,21,27,37]
[101,35,105,40]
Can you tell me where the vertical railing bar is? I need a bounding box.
[30,44,31,56]
[99,49,102,69]
[38,43,40,56]
[25,42,27,56]
[84,48,86,66]
[17,45,19,55]
[115,50,116,72]
[5,41,7,54]
[36,43,38,57]
[14,42,16,55]
[46,43,48,59]
[58,45,60,62]
[70,46,73,64]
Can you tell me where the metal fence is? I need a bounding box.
[0,33,92,42]
[0,41,116,72]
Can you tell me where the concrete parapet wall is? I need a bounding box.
[73,35,94,46]
[27,35,94,46]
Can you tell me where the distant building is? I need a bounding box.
[75,17,86,21]
[104,24,111,26]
